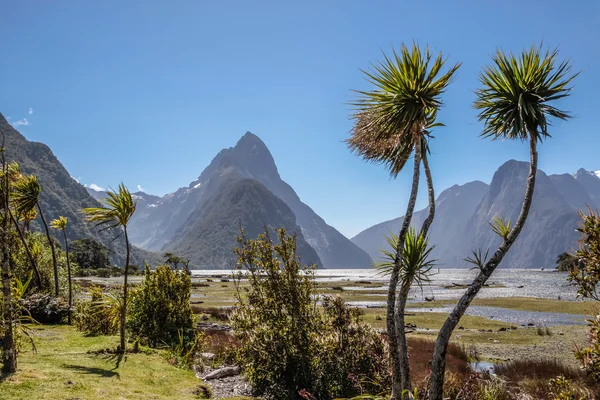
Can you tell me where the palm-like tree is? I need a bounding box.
[50,216,72,324]
[12,175,59,295]
[427,45,578,400]
[348,43,459,397]
[83,183,136,352]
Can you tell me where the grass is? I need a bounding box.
[408,297,596,315]
[1,324,210,400]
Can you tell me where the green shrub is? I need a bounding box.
[73,285,120,335]
[127,264,195,347]
[231,228,389,400]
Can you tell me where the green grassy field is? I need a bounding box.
[1,325,212,400]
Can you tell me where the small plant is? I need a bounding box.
[73,285,120,335]
[549,376,586,400]
[165,329,206,369]
[489,216,511,240]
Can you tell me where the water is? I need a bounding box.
[406,306,586,326]
[190,268,579,301]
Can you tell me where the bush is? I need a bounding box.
[231,228,389,400]
[127,264,195,347]
[20,293,70,324]
[73,285,120,335]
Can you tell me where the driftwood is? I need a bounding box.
[203,366,241,380]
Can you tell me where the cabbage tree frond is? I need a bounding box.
[474,45,578,142]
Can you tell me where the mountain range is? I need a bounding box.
[0,112,158,266]
[4,108,598,270]
[88,132,372,269]
[352,161,600,268]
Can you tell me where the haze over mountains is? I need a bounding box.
[352,161,600,269]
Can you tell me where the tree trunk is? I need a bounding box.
[427,136,538,400]
[420,149,436,237]
[120,226,130,353]
[37,205,59,296]
[9,210,42,289]
[62,229,72,325]
[389,140,422,399]
[1,159,16,374]
[393,147,435,396]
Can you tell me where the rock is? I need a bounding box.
[498,327,508,332]
[493,340,500,344]
[201,352,216,360]
[458,326,465,330]
[375,315,382,321]
[559,332,565,335]
[203,366,242,381]
[197,322,232,331]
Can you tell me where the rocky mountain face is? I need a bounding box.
[126,132,371,269]
[167,178,322,268]
[574,168,600,208]
[352,181,489,264]
[352,160,594,269]
[0,112,158,266]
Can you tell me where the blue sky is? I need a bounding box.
[2,1,598,238]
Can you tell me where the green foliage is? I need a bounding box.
[348,43,460,177]
[73,285,120,336]
[489,216,511,240]
[83,183,136,230]
[69,238,110,269]
[549,376,586,400]
[163,252,190,272]
[473,45,578,141]
[574,313,600,383]
[231,228,389,400]
[11,231,71,294]
[556,252,582,272]
[127,265,195,347]
[165,329,207,369]
[569,208,600,301]
[376,228,435,288]
[465,248,491,271]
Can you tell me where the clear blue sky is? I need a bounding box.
[2,1,598,238]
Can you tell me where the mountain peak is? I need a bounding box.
[575,168,600,179]
[234,131,269,153]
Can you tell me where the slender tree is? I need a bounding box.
[348,43,459,397]
[51,216,72,324]
[1,132,16,373]
[83,183,136,352]
[7,164,42,289]
[427,45,578,400]
[12,175,59,295]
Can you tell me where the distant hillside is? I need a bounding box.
[352,161,591,269]
[167,178,322,268]
[127,132,372,269]
[0,112,158,266]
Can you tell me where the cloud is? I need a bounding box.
[10,118,30,127]
[88,183,105,191]
[137,184,145,192]
[28,108,34,115]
